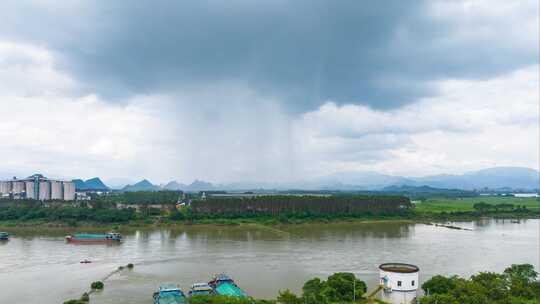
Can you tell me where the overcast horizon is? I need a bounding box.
[1,0,538,184]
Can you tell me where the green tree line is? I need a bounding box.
[0,205,136,223]
[191,195,411,217]
[91,191,182,205]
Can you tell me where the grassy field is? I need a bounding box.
[414,196,540,213]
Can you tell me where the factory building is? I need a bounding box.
[0,174,75,201]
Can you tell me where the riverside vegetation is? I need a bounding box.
[62,264,540,304]
[0,192,538,228]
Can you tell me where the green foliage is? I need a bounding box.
[473,202,492,213]
[169,209,185,221]
[421,275,459,295]
[63,300,87,304]
[326,272,367,302]
[80,292,89,302]
[0,205,137,223]
[190,295,275,304]
[277,290,302,304]
[302,278,326,304]
[126,263,134,269]
[191,195,412,218]
[287,272,367,304]
[92,191,182,205]
[505,264,540,298]
[415,197,540,213]
[91,281,104,290]
[62,291,89,304]
[420,264,540,304]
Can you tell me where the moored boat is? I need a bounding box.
[209,274,247,298]
[66,232,122,243]
[153,283,187,304]
[0,232,9,240]
[189,282,213,297]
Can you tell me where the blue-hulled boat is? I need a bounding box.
[153,284,187,304]
[209,274,247,298]
[66,232,122,243]
[0,232,9,240]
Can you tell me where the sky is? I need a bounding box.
[0,0,538,185]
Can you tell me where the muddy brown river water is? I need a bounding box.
[0,219,538,303]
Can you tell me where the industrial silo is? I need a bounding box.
[0,181,11,197]
[50,181,63,200]
[11,181,25,196]
[62,182,75,201]
[39,181,51,201]
[25,181,36,199]
[379,263,419,304]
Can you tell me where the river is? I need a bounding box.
[0,219,538,303]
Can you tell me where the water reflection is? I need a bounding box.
[0,220,538,304]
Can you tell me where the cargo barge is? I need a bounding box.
[209,274,247,298]
[66,232,122,243]
[153,283,187,304]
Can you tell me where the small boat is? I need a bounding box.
[209,274,247,298]
[189,282,213,297]
[80,259,92,264]
[0,232,9,240]
[153,283,187,304]
[66,232,122,243]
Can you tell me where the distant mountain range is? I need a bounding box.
[294,167,539,191]
[77,166,539,192]
[122,179,161,192]
[163,180,214,191]
[72,177,109,191]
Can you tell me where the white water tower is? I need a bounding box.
[379,263,419,304]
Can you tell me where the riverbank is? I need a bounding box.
[0,196,537,231]
[0,213,537,233]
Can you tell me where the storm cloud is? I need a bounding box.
[0,0,538,183]
[1,0,537,111]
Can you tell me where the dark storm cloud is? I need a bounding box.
[0,0,537,111]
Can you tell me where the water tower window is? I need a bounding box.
[412,280,415,286]
[397,281,402,287]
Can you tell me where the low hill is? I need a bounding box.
[72,177,109,191]
[122,179,160,192]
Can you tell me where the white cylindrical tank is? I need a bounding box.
[39,181,51,201]
[62,182,75,201]
[50,181,63,200]
[379,263,419,304]
[12,181,25,194]
[0,181,11,196]
[25,181,36,199]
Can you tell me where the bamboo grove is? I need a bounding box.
[191,195,412,217]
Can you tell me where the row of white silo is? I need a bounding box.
[0,177,75,201]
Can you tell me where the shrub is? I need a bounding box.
[80,292,89,302]
[91,281,104,290]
